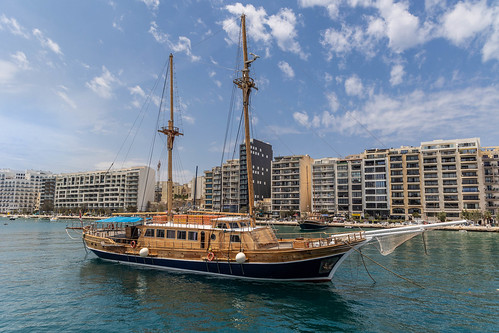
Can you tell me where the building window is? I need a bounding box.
[188,231,198,241]
[166,230,176,239]
[156,229,165,238]
[177,230,187,240]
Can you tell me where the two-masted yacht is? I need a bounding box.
[76,15,467,282]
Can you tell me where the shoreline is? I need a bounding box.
[1,214,497,232]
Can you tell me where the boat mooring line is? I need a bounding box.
[345,241,424,289]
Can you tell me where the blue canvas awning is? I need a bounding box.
[96,216,143,223]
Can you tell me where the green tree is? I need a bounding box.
[437,211,447,222]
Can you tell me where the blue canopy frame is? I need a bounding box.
[96,216,143,223]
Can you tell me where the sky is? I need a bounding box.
[1,0,499,184]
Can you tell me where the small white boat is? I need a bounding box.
[50,216,59,222]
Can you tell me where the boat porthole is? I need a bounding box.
[211,234,216,240]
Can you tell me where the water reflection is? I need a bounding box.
[79,259,359,332]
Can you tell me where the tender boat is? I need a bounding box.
[299,216,329,231]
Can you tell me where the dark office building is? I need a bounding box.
[239,139,273,212]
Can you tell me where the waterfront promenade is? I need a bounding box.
[2,214,497,232]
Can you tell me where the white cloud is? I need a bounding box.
[321,23,379,60]
[440,1,492,46]
[32,28,63,55]
[0,15,29,38]
[86,66,119,99]
[11,51,30,70]
[389,64,404,86]
[129,85,146,98]
[56,89,77,109]
[214,80,222,88]
[0,59,19,84]
[148,22,200,62]
[319,86,499,143]
[224,3,271,45]
[345,75,363,96]
[298,0,340,19]
[267,8,308,59]
[223,4,306,59]
[278,60,295,79]
[170,36,200,62]
[376,0,428,53]
[141,0,159,11]
[293,111,310,128]
[324,72,333,83]
[483,13,499,62]
[326,91,339,112]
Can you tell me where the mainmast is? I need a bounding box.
[158,54,183,221]
[234,14,258,226]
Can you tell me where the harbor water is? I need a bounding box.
[1,218,497,332]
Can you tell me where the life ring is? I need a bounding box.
[207,252,215,261]
[131,241,137,248]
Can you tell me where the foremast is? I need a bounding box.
[234,14,258,227]
[158,54,183,222]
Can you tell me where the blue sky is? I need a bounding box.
[1,0,499,183]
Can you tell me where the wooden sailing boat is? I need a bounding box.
[78,15,467,282]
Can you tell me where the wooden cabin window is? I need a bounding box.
[156,229,165,238]
[177,230,187,240]
[230,235,241,242]
[166,230,175,239]
[144,229,155,237]
[216,223,228,229]
[188,231,198,241]
[229,223,239,229]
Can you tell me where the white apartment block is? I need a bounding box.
[421,138,484,220]
[335,156,363,217]
[271,155,313,216]
[54,166,155,212]
[207,160,240,213]
[312,158,337,213]
[221,159,240,212]
[0,169,53,213]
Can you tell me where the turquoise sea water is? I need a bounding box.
[0,218,497,332]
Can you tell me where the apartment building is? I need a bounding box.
[203,169,215,210]
[335,155,363,218]
[312,157,337,213]
[0,169,53,213]
[481,147,499,215]
[363,149,390,219]
[239,139,273,212]
[420,138,484,221]
[388,147,423,220]
[271,155,313,216]
[54,166,155,212]
[221,159,240,212]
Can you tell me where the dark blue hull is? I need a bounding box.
[299,221,329,231]
[89,248,347,282]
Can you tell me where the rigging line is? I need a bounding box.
[359,248,377,284]
[220,22,242,167]
[345,241,425,289]
[190,17,237,49]
[103,58,167,172]
[121,60,170,169]
[231,107,244,161]
[141,59,171,211]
